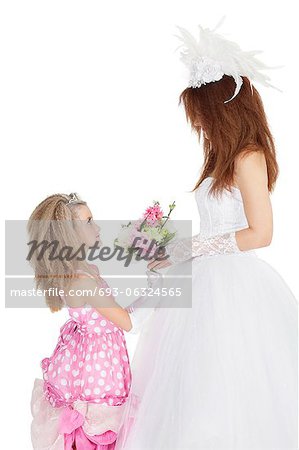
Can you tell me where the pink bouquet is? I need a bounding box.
[114,201,176,267]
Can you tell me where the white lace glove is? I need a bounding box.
[165,231,242,265]
[126,269,163,334]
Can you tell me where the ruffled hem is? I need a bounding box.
[31,378,126,450]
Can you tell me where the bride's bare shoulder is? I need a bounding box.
[234,145,267,184]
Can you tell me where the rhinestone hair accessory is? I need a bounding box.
[174,16,282,103]
[66,192,86,205]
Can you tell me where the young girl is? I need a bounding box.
[114,23,298,450]
[29,192,162,450]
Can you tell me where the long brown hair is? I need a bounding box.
[27,193,96,313]
[179,75,279,197]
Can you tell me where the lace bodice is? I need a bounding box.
[164,176,257,264]
[195,177,249,237]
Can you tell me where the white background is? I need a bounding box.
[1,1,298,447]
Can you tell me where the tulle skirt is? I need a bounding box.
[31,378,127,449]
[115,252,298,450]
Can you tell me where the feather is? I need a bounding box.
[174,18,282,102]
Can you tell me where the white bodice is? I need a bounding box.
[195,177,249,238]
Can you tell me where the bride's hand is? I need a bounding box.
[147,249,172,271]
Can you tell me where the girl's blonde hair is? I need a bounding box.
[27,193,96,313]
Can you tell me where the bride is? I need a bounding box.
[114,23,298,450]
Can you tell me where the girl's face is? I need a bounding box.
[74,204,102,248]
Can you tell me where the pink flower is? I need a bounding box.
[143,204,163,226]
[128,229,157,258]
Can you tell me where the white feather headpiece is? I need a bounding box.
[174,16,282,103]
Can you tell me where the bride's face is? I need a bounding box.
[74,205,102,248]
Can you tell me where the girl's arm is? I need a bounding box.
[67,270,162,333]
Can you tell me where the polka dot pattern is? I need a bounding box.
[41,267,132,408]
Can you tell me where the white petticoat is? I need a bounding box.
[31,378,127,449]
[115,253,298,450]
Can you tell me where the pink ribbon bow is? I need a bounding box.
[58,406,117,450]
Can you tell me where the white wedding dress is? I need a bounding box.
[115,177,298,450]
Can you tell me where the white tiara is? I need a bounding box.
[174,16,282,103]
[67,193,83,205]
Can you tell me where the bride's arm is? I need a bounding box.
[164,230,241,264]
[149,149,273,268]
[234,148,273,249]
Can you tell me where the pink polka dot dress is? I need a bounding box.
[30,264,132,450]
